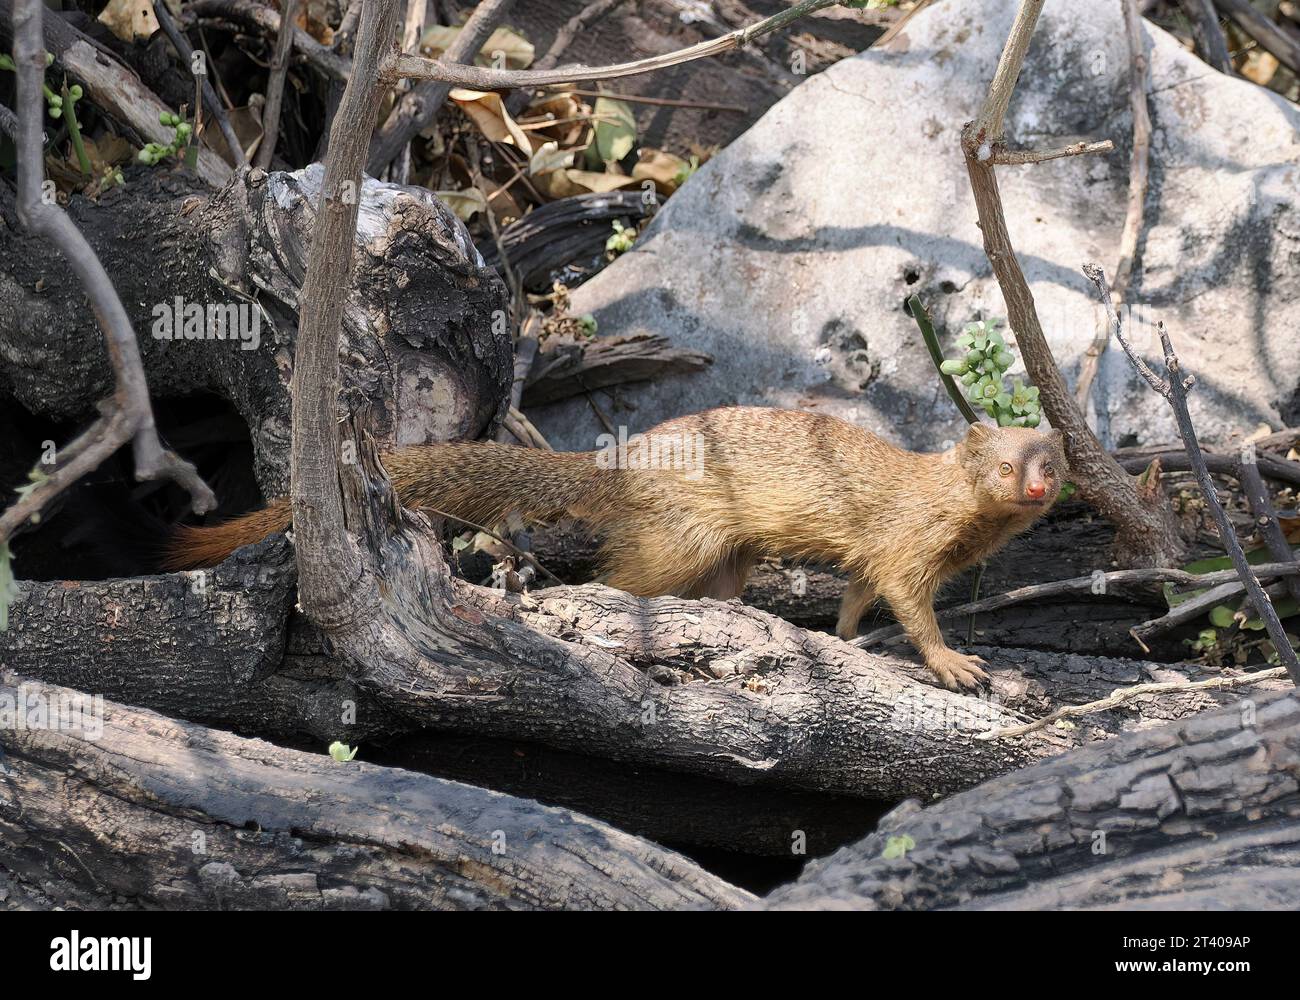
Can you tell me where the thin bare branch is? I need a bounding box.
[976,667,1287,740]
[153,0,248,168]
[990,138,1113,164]
[852,561,1300,650]
[2,0,215,547]
[969,0,1047,146]
[1084,262,1167,395]
[385,0,841,89]
[1090,264,1300,683]
[1076,0,1151,407]
[1183,0,1234,73]
[367,0,516,177]
[959,1,1184,567]
[255,0,299,169]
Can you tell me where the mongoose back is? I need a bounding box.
[165,406,1067,689]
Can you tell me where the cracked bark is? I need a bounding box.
[0,671,750,910]
[761,692,1300,909]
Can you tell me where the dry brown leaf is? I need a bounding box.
[419,25,534,68]
[449,88,534,154]
[632,147,691,195]
[534,167,639,200]
[434,187,489,221]
[521,92,588,147]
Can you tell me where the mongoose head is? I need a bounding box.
[957,423,1068,517]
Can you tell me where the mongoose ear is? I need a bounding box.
[1046,427,1066,448]
[964,422,995,446]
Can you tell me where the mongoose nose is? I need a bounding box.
[1025,481,1047,500]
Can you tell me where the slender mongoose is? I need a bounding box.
[164,406,1067,689]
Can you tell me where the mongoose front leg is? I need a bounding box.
[835,578,877,640]
[879,581,989,691]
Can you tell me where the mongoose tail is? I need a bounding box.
[161,441,609,571]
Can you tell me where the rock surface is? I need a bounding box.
[533,0,1300,453]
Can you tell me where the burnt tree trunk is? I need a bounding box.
[0,671,750,910]
[761,692,1300,909]
[0,166,511,494]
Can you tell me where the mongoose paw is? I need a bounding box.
[926,649,990,692]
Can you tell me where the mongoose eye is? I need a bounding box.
[1043,463,1055,477]
[999,462,1013,476]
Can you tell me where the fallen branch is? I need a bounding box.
[1215,0,1300,74]
[522,332,713,406]
[181,0,352,81]
[1075,0,1150,408]
[1130,579,1252,649]
[1087,262,1300,684]
[0,670,749,910]
[385,0,843,89]
[762,692,1300,910]
[1184,0,1235,73]
[1115,449,1300,487]
[853,561,1300,650]
[976,667,1287,740]
[0,0,215,550]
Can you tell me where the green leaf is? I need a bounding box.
[591,96,636,165]
[328,741,359,762]
[1208,604,1236,629]
[881,833,915,860]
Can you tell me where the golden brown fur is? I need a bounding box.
[165,406,1067,689]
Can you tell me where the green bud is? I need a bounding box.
[68,84,82,100]
[993,350,1015,369]
[1024,412,1040,427]
[997,411,1014,427]
[960,371,979,386]
[939,359,966,376]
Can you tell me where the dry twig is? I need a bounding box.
[1,0,215,549]
[1086,263,1300,684]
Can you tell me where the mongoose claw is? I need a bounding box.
[926,649,991,692]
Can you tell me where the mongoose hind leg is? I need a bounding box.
[684,547,758,600]
[600,526,726,598]
[877,578,989,691]
[835,578,878,640]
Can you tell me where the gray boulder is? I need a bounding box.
[532,0,1300,453]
